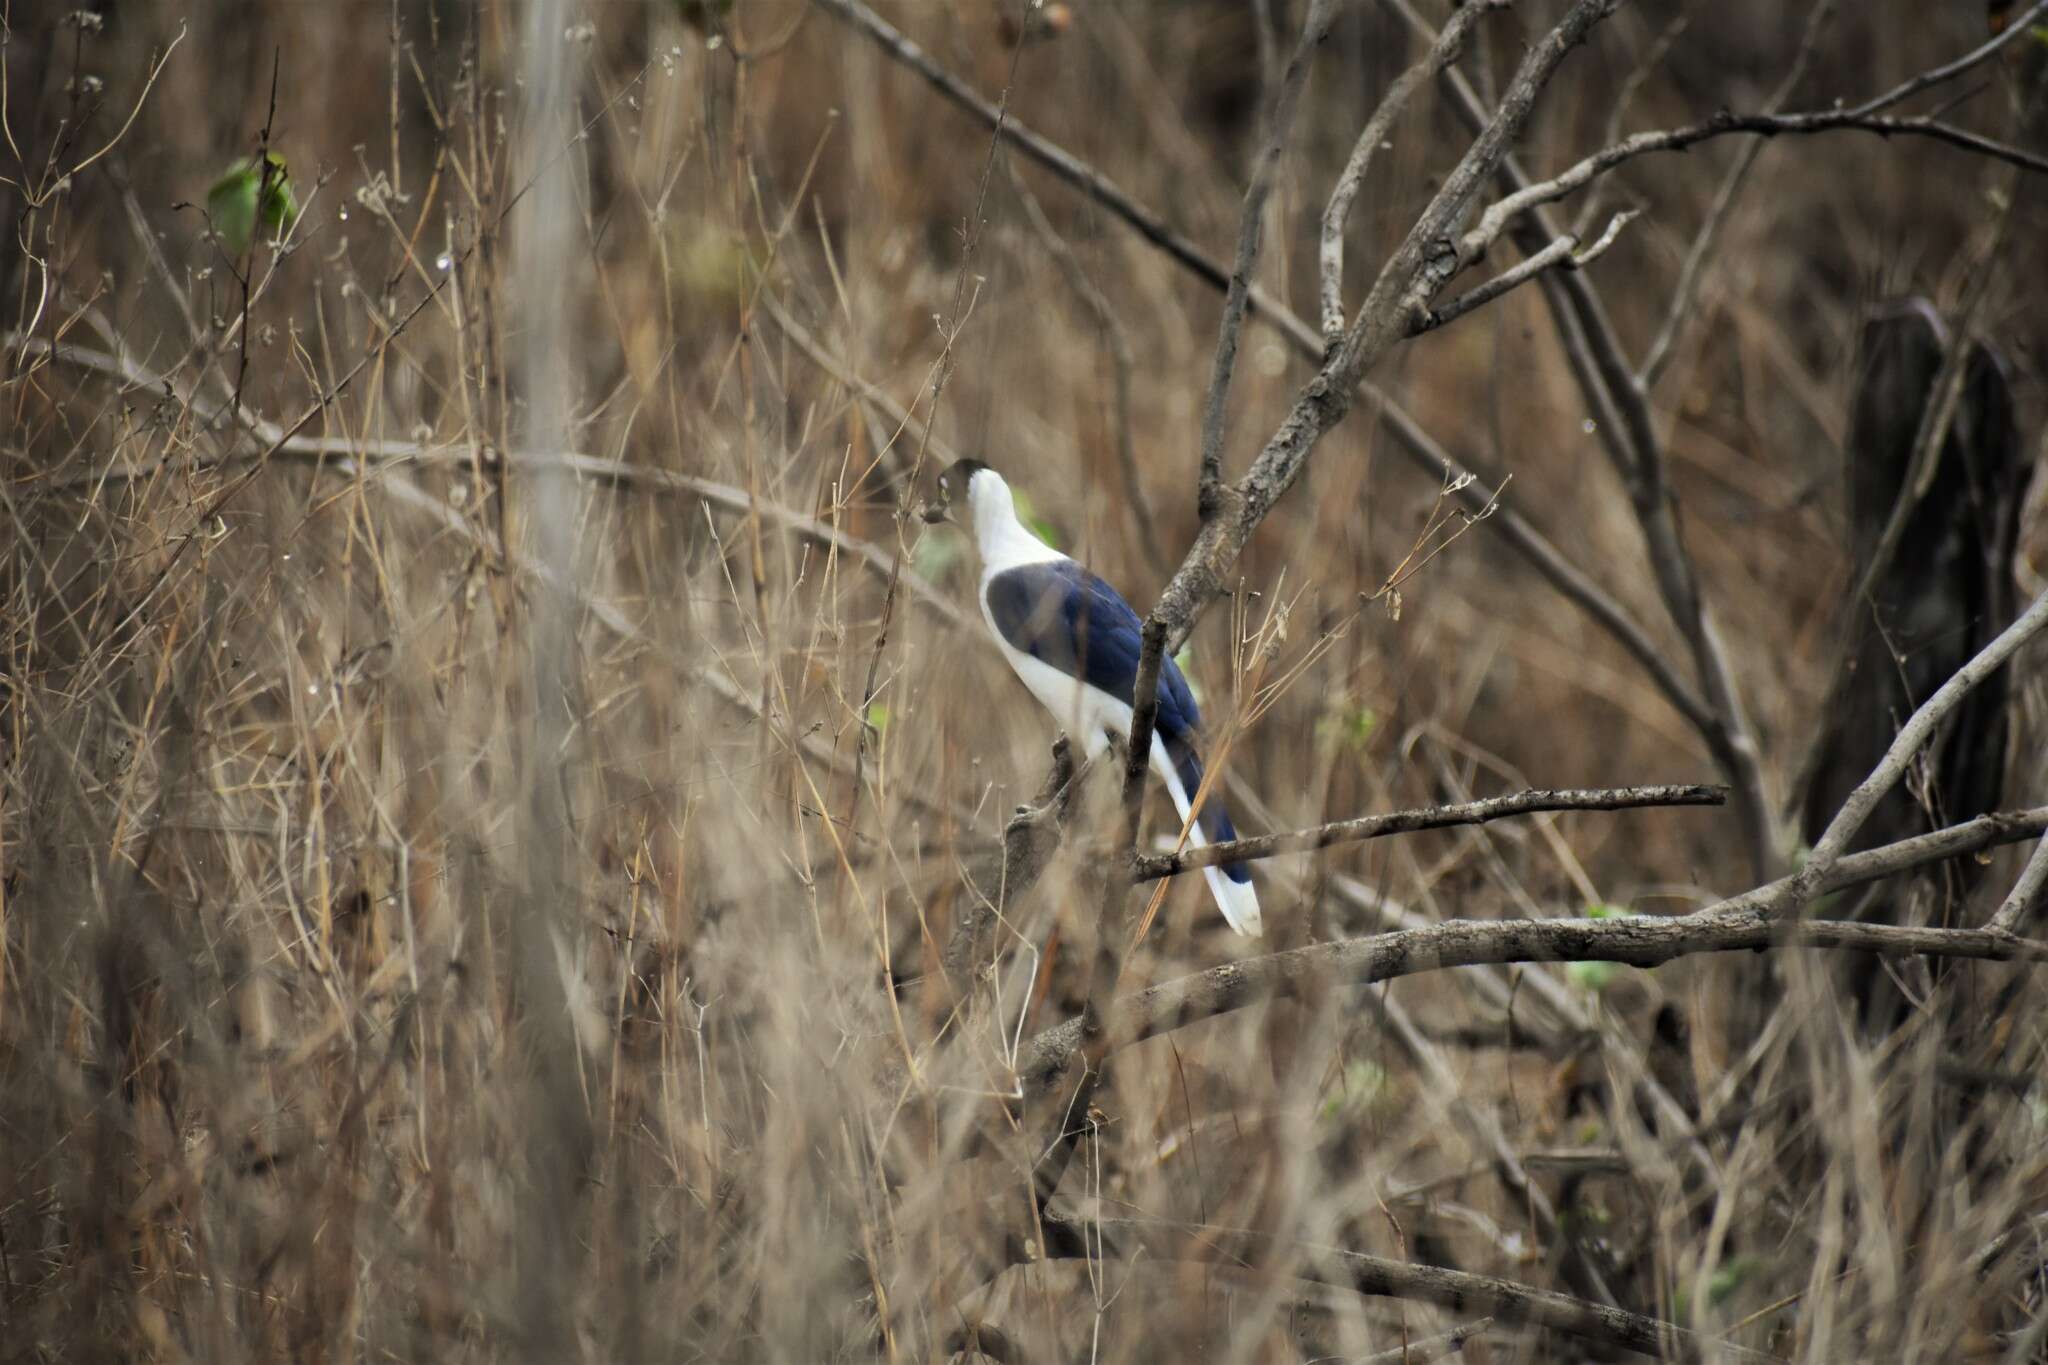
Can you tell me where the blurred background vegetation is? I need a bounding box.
[4,0,2046,1359]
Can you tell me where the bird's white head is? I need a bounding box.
[927,459,1060,567]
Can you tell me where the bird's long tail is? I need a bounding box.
[1151,735,1262,936]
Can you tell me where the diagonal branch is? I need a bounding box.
[1319,0,1507,345]
[1988,836,2048,937]
[1415,211,1633,336]
[1796,588,2048,902]
[1135,782,1726,878]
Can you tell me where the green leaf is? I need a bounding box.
[912,527,965,581]
[1315,700,1378,753]
[1707,1255,1764,1306]
[1566,902,1635,990]
[207,152,298,258]
[1319,1058,1390,1123]
[1011,489,1061,550]
[1173,646,1205,710]
[1566,959,1620,992]
[864,701,891,736]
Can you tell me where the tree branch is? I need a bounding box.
[1797,589,2048,902]
[1319,0,1506,346]
[1135,783,1726,878]
[1988,836,2048,937]
[1020,808,2048,1093]
[1464,44,2048,261]
[1638,0,1836,388]
[1415,211,1633,336]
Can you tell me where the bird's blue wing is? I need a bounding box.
[985,561,1249,883]
[983,561,1196,732]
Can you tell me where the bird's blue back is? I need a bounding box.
[984,560,1248,882]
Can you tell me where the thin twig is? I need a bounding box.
[1639,0,1837,387]
[1798,588,2048,903]
[1321,0,1506,344]
[1988,837,2048,936]
[1416,211,1633,335]
[1464,76,2048,258]
[1136,783,1725,878]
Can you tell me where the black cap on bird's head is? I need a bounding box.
[922,458,992,524]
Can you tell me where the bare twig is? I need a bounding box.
[1639,0,1837,388]
[1988,837,2048,937]
[1319,0,1505,345]
[1136,783,1725,878]
[1416,211,1633,335]
[1465,47,2048,258]
[1798,589,2048,900]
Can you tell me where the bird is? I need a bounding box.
[924,459,1262,935]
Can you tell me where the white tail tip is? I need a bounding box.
[1205,867,1263,937]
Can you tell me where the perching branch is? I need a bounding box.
[1135,783,1725,879]
[1020,807,2048,1094]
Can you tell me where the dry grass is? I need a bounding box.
[4,1,2047,1360]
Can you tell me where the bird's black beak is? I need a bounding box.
[921,490,953,525]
